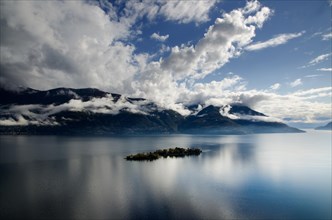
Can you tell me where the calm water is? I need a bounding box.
[0,130,331,219]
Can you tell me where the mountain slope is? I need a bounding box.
[179,105,242,134]
[315,122,332,130]
[0,87,303,135]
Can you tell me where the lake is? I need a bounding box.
[0,130,331,219]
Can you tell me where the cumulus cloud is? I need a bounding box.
[0,0,143,93]
[184,75,247,105]
[0,0,224,97]
[151,33,169,42]
[123,1,273,112]
[290,79,302,87]
[245,31,304,51]
[270,83,281,90]
[161,1,272,80]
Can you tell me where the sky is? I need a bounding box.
[0,0,331,125]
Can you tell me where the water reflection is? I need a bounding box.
[0,132,331,219]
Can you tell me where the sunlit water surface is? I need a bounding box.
[0,130,331,219]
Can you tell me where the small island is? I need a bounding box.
[125,147,202,161]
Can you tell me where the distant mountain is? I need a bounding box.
[0,87,304,135]
[315,122,332,130]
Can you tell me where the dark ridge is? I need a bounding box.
[125,147,202,161]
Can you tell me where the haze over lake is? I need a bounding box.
[1,130,330,219]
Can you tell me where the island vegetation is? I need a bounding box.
[125,147,202,161]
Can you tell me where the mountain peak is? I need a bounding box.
[196,105,221,116]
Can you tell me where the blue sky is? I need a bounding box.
[0,0,331,124]
[129,0,331,92]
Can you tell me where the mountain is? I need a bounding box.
[0,87,303,135]
[315,122,332,130]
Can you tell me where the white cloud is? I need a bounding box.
[292,87,331,96]
[219,104,282,122]
[241,0,262,14]
[301,53,332,68]
[0,115,30,126]
[309,53,331,65]
[245,32,304,51]
[305,74,320,78]
[270,83,281,90]
[0,1,272,101]
[127,1,273,112]
[322,32,332,40]
[150,33,169,42]
[290,79,302,87]
[317,68,332,71]
[161,1,273,80]
[214,87,332,124]
[0,0,143,93]
[120,1,160,25]
[254,95,331,124]
[310,31,323,39]
[120,0,218,25]
[184,84,332,124]
[159,0,218,24]
[0,94,163,126]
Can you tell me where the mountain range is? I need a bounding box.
[0,87,303,135]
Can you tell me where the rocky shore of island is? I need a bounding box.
[125,147,202,161]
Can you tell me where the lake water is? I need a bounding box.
[0,130,331,219]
